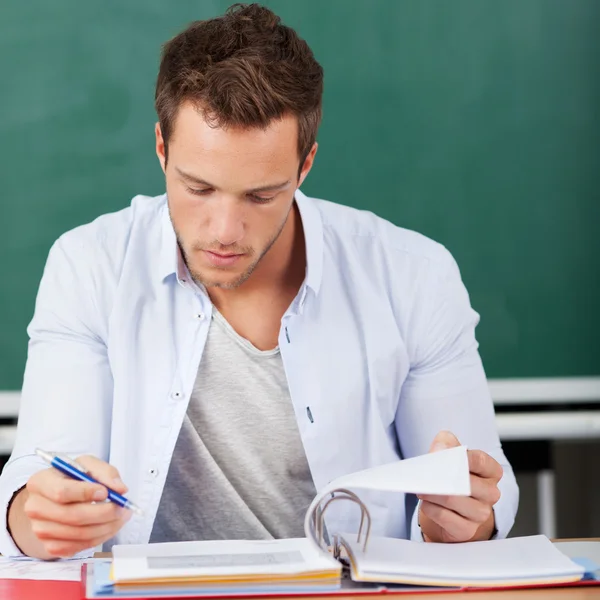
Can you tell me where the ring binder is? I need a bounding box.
[307,488,372,560]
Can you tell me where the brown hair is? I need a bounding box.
[155,3,324,168]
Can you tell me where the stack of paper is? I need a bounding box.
[87,538,341,598]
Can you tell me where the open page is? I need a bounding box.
[338,534,584,587]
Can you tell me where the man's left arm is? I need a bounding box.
[394,249,519,542]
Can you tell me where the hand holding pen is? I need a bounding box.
[15,450,142,559]
[35,450,143,515]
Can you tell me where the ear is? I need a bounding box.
[155,122,167,174]
[298,142,318,188]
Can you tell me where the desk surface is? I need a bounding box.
[0,580,599,600]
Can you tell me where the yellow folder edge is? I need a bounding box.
[109,563,341,587]
[113,577,341,591]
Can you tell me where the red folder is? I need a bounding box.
[0,577,80,600]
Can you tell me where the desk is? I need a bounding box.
[0,578,599,599]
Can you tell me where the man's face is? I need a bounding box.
[156,102,315,289]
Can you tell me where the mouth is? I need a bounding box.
[204,250,244,267]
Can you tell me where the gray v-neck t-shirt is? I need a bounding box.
[150,309,317,542]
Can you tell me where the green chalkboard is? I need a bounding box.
[0,0,598,389]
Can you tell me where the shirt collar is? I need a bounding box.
[294,189,323,296]
[158,197,184,282]
[158,189,324,295]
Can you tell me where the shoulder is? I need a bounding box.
[40,195,167,334]
[301,193,474,362]
[305,192,456,275]
[56,194,164,251]
[53,194,166,273]
[300,192,467,344]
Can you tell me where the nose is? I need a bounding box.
[210,197,244,246]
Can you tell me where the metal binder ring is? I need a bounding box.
[311,488,372,558]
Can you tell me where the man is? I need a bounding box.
[0,3,517,560]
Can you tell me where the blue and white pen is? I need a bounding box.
[35,448,144,516]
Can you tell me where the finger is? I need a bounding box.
[468,450,503,480]
[75,456,128,494]
[420,500,479,542]
[429,430,461,453]
[27,469,107,505]
[417,494,493,524]
[24,493,128,527]
[31,512,131,544]
[418,476,501,509]
[469,475,502,505]
[43,531,123,559]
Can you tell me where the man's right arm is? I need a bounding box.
[0,234,116,557]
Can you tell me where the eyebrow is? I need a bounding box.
[175,167,291,194]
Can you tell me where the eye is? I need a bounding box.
[186,187,212,196]
[248,193,275,204]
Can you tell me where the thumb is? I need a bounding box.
[429,430,461,453]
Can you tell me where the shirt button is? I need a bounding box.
[171,391,185,401]
[149,467,159,477]
[194,312,204,320]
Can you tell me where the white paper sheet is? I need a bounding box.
[0,556,88,581]
[319,445,471,497]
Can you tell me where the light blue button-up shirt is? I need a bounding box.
[0,191,518,556]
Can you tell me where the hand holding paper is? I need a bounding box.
[417,431,503,543]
